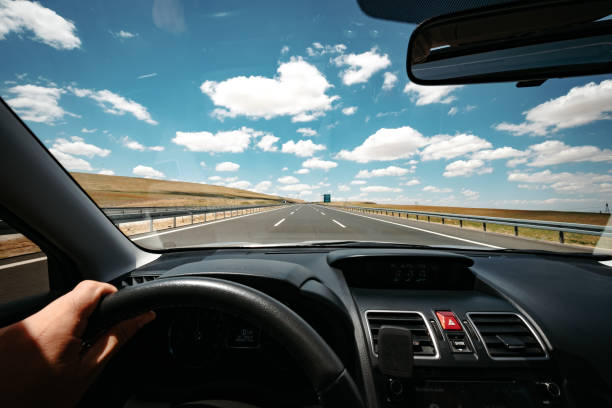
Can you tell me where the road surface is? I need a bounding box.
[133,204,588,252]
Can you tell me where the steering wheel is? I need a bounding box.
[85,276,365,408]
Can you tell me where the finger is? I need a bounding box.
[70,280,117,318]
[83,311,156,372]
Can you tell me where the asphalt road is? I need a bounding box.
[134,204,591,253]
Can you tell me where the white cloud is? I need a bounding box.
[496,80,612,136]
[382,72,398,91]
[121,136,164,152]
[443,159,493,177]
[526,140,612,167]
[342,106,357,115]
[297,127,317,137]
[199,161,206,168]
[254,180,272,192]
[403,83,463,105]
[422,185,452,193]
[351,180,367,185]
[294,168,310,174]
[402,179,420,186]
[420,134,492,161]
[278,175,299,184]
[0,0,81,49]
[215,161,240,172]
[336,126,427,163]
[52,136,110,158]
[282,167,288,171]
[471,147,527,161]
[257,134,279,152]
[226,180,251,189]
[71,87,157,125]
[306,42,346,57]
[133,165,164,178]
[508,170,612,194]
[98,169,115,176]
[172,126,261,153]
[356,165,410,178]
[361,185,402,193]
[448,107,458,116]
[281,139,326,157]
[278,183,315,192]
[81,127,96,133]
[112,30,136,39]
[338,184,350,192]
[461,188,479,200]
[302,157,337,171]
[5,84,74,123]
[137,73,157,79]
[507,157,528,167]
[280,45,290,54]
[49,149,91,171]
[208,176,222,181]
[201,57,338,122]
[333,47,391,86]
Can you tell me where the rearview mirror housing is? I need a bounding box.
[407,0,612,85]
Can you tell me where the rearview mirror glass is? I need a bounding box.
[407,0,612,85]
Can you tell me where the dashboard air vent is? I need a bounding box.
[118,275,157,289]
[468,313,547,359]
[366,311,436,357]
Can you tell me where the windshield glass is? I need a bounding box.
[1,0,610,253]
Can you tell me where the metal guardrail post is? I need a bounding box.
[483,222,487,232]
[514,226,519,236]
[459,220,463,228]
[559,231,565,243]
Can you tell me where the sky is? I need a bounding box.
[0,0,611,212]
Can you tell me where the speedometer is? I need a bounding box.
[168,310,224,367]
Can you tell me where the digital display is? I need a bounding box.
[227,324,260,349]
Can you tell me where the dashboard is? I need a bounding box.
[97,247,612,408]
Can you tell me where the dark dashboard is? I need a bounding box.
[96,247,612,408]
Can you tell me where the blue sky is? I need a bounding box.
[1,0,611,211]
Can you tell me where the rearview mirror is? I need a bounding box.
[407,0,612,85]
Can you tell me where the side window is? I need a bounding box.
[0,223,49,305]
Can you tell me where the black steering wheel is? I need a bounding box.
[86,276,365,408]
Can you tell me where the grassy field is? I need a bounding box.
[0,173,298,259]
[71,172,296,208]
[330,202,610,248]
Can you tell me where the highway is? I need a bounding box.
[133,204,587,252]
[0,203,595,303]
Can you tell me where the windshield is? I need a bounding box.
[1,0,610,254]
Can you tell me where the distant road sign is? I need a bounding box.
[323,194,331,203]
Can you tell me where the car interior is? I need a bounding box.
[0,0,611,407]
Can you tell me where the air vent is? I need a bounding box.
[118,274,157,288]
[365,311,437,357]
[468,313,547,359]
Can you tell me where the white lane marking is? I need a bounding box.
[321,212,326,215]
[327,207,502,249]
[332,219,346,228]
[290,212,295,215]
[274,218,286,227]
[133,205,290,241]
[0,256,47,270]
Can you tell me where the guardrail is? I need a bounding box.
[326,204,612,243]
[0,203,286,237]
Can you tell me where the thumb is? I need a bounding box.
[83,311,156,372]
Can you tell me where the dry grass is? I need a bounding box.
[71,172,299,208]
[331,202,610,248]
[0,235,41,259]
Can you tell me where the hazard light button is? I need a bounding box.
[436,311,462,331]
